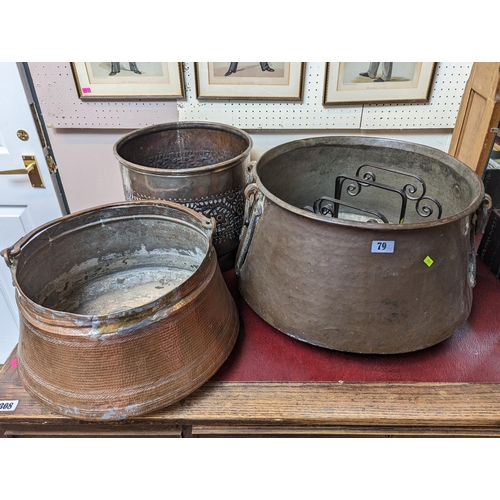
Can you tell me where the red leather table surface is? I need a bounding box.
[213,258,500,383]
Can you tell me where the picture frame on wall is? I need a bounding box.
[194,62,305,101]
[70,62,185,100]
[323,62,436,105]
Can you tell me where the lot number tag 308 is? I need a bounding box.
[0,400,19,411]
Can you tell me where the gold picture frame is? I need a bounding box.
[323,62,436,105]
[70,62,185,100]
[194,62,305,101]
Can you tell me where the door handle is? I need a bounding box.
[1,164,35,175]
[0,155,45,188]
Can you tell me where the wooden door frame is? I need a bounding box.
[449,62,500,178]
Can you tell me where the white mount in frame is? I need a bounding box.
[324,62,436,105]
[195,62,305,101]
[71,62,185,100]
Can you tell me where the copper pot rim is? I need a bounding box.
[6,200,217,326]
[254,135,485,231]
[113,121,253,177]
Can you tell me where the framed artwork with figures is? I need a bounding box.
[323,62,436,105]
[194,62,305,101]
[70,62,185,100]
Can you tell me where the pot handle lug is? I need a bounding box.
[1,247,15,269]
[1,214,62,269]
[474,193,493,234]
[469,194,493,287]
[235,183,263,277]
[245,160,257,184]
[469,230,477,288]
[242,182,260,226]
[202,216,216,240]
[3,238,30,269]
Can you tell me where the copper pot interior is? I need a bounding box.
[116,126,250,170]
[258,141,479,224]
[15,204,209,316]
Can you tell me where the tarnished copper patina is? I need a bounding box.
[236,136,489,354]
[113,121,253,271]
[2,201,239,420]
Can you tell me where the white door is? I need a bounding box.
[0,62,65,362]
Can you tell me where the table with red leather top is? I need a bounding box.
[1,259,500,437]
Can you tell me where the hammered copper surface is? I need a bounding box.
[113,122,252,271]
[2,201,239,420]
[236,136,486,354]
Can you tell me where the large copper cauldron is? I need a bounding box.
[2,201,239,420]
[113,121,253,271]
[236,136,489,354]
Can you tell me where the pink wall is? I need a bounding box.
[47,128,131,212]
[28,62,180,212]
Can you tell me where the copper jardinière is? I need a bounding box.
[2,201,239,420]
[236,136,488,354]
[113,121,253,271]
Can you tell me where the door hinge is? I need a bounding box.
[29,103,57,174]
[30,102,48,149]
[45,154,57,174]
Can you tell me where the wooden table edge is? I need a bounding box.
[2,349,500,435]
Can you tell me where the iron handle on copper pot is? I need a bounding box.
[1,213,63,269]
[468,194,493,287]
[2,200,125,269]
[245,160,257,184]
[473,193,493,235]
[235,183,263,277]
[242,182,259,227]
[3,200,204,269]
[1,247,14,269]
[469,215,477,288]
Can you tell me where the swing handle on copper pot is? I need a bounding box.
[235,183,264,277]
[468,193,493,288]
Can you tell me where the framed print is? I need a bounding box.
[70,62,185,100]
[323,62,436,105]
[194,62,305,101]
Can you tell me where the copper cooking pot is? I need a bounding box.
[236,136,489,354]
[2,201,239,420]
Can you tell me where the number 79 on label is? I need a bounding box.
[371,241,395,253]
